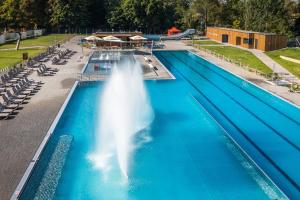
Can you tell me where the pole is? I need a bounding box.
[151,40,154,56]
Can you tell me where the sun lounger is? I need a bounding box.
[0,101,19,111]
[52,57,67,65]
[0,112,11,119]
[16,85,38,94]
[1,93,26,105]
[20,80,40,90]
[12,86,33,96]
[7,90,30,100]
[37,69,54,76]
[39,64,59,72]
[24,77,44,85]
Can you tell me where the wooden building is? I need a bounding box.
[206,27,287,51]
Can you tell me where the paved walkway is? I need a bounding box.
[221,43,300,83]
[250,49,299,82]
[0,36,91,199]
[0,46,46,51]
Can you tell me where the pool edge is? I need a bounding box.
[188,50,300,110]
[10,81,79,200]
[190,94,289,199]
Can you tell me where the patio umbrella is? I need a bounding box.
[102,35,122,41]
[84,36,102,41]
[102,35,124,49]
[129,35,147,40]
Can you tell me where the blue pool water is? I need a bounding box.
[20,50,299,199]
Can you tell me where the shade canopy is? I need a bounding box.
[85,36,102,41]
[168,27,181,36]
[129,35,147,40]
[102,35,122,41]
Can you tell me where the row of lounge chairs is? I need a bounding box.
[37,64,59,76]
[0,78,43,120]
[51,49,76,65]
[1,67,32,87]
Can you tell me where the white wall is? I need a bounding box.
[26,30,34,38]
[5,32,18,41]
[21,32,27,39]
[0,35,5,44]
[34,29,43,36]
[0,29,45,44]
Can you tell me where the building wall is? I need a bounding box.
[253,34,266,51]
[264,35,288,51]
[206,27,287,51]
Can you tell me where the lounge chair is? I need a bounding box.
[12,86,34,96]
[1,93,27,105]
[37,69,54,76]
[24,77,44,85]
[39,64,59,72]
[7,90,30,100]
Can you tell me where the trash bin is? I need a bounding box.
[22,52,28,60]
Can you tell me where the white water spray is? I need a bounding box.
[89,59,154,179]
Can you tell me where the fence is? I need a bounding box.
[196,45,272,79]
[0,29,45,44]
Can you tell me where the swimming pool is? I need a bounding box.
[83,51,135,74]
[155,50,300,199]
[17,50,296,199]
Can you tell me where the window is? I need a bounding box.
[249,38,253,45]
[243,38,254,45]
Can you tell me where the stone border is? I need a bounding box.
[10,81,79,200]
[189,50,300,110]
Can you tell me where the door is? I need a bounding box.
[255,39,258,49]
[236,37,241,45]
[222,34,229,43]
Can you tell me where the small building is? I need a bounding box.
[206,27,287,51]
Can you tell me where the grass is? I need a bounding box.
[266,48,300,78]
[0,34,73,49]
[199,45,272,74]
[0,49,44,69]
[0,34,73,70]
[193,40,222,45]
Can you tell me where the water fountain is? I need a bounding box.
[89,60,154,179]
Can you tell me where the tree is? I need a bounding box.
[0,0,22,29]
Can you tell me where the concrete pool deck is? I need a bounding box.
[0,36,91,199]
[0,38,173,199]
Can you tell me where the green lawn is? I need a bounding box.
[199,46,272,74]
[0,49,44,69]
[0,34,73,49]
[0,34,73,70]
[193,40,222,45]
[266,48,300,78]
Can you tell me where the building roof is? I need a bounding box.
[207,27,278,36]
